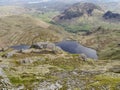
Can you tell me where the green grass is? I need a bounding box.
[9,75,45,89]
[54,14,120,33]
[89,74,120,90]
[31,11,59,23]
[60,24,91,33]
[2,52,120,89]
[0,15,66,46]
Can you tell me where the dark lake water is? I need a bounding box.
[11,41,98,59]
[10,44,30,50]
[56,40,98,59]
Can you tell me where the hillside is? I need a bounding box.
[53,2,120,33]
[54,2,102,20]
[0,1,120,89]
[52,2,120,60]
[0,6,30,17]
[103,11,120,22]
[53,2,103,32]
[0,45,120,89]
[74,27,120,60]
[0,15,68,48]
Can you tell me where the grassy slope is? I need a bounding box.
[0,15,68,47]
[0,6,28,17]
[51,8,120,60]
[31,11,60,23]
[55,15,120,33]
[0,52,120,89]
[74,27,120,60]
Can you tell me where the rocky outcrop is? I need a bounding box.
[30,42,64,54]
[0,48,3,52]
[79,53,88,61]
[109,65,120,73]
[103,11,120,21]
[31,42,56,50]
[19,58,34,65]
[19,49,33,54]
[2,42,64,58]
[19,57,45,65]
[0,47,9,52]
[34,81,62,90]
[0,68,12,89]
[2,50,18,58]
[54,2,102,20]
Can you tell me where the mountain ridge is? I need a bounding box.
[103,11,120,21]
[54,2,103,20]
[53,2,120,33]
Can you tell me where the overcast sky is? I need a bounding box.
[26,0,120,1]
[0,0,119,4]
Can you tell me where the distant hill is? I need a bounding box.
[54,3,102,20]
[0,6,30,17]
[103,11,120,22]
[53,2,120,33]
[0,15,68,47]
[53,2,104,33]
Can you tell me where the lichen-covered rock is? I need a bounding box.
[19,49,33,54]
[0,68,12,89]
[109,65,120,73]
[80,53,88,61]
[0,48,3,52]
[30,42,64,54]
[55,46,64,54]
[0,47,9,52]
[31,42,56,50]
[16,85,25,90]
[34,81,62,90]
[31,42,48,49]
[2,50,18,58]
[19,58,33,64]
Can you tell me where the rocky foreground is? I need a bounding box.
[0,42,120,90]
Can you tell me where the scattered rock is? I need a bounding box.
[80,70,106,76]
[0,68,12,89]
[19,49,33,54]
[118,43,120,46]
[34,81,62,90]
[0,48,3,52]
[31,42,48,49]
[16,85,25,90]
[109,65,120,73]
[31,42,56,50]
[19,58,33,64]
[80,54,87,61]
[2,50,18,58]
[54,46,64,54]
[31,42,64,54]
[0,47,9,52]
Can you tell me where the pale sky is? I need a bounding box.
[0,0,120,4]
